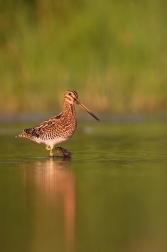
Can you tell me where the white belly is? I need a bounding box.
[36,137,67,149]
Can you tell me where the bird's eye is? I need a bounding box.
[69,92,71,96]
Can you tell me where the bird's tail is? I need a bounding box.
[15,132,26,138]
[15,128,33,138]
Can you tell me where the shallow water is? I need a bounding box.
[0,121,167,252]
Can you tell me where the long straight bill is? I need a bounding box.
[78,102,100,122]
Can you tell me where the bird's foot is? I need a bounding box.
[46,146,72,158]
[55,147,72,158]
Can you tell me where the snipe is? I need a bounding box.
[16,90,100,157]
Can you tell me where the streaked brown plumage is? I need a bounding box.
[16,90,100,157]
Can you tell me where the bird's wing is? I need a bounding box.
[24,113,62,137]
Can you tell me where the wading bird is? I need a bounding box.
[16,90,100,157]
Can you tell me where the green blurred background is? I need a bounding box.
[1,0,167,115]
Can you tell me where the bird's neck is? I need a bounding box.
[62,101,76,118]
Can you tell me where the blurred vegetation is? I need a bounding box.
[0,0,167,114]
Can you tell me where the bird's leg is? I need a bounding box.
[46,146,54,157]
[50,149,54,157]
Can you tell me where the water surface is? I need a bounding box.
[0,121,167,252]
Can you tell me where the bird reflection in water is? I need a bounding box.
[22,158,76,251]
